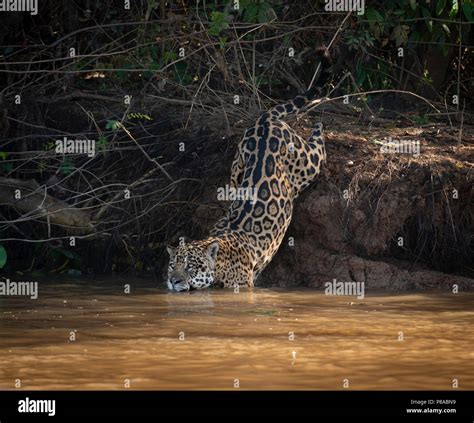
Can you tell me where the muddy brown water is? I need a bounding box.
[0,278,473,390]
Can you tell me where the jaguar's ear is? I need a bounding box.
[166,245,176,259]
[206,241,219,262]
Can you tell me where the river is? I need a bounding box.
[0,278,473,390]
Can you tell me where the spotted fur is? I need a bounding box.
[167,47,331,291]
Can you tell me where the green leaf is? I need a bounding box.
[449,0,459,18]
[436,0,446,15]
[162,51,177,65]
[422,7,433,32]
[96,135,108,152]
[210,11,223,23]
[257,2,272,23]
[209,11,230,35]
[366,7,383,22]
[37,160,46,173]
[219,36,227,49]
[243,3,259,22]
[0,245,7,269]
[105,120,121,130]
[409,30,421,43]
[409,0,417,11]
[391,25,410,46]
[463,3,473,21]
[43,141,55,151]
[0,152,8,160]
[60,158,74,176]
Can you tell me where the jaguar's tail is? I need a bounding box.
[264,46,331,121]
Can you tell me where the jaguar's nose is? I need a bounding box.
[170,276,182,285]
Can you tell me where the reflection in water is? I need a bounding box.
[0,278,473,390]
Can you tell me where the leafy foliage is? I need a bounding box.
[345,0,472,91]
[0,245,7,269]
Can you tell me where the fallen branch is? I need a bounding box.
[0,177,95,234]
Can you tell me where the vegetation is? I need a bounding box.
[0,1,472,278]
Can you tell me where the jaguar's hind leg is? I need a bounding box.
[287,122,325,195]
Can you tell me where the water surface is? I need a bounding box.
[0,278,473,390]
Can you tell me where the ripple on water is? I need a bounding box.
[0,280,473,390]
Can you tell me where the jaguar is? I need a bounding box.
[167,47,331,292]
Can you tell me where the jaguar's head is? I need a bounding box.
[166,240,220,292]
